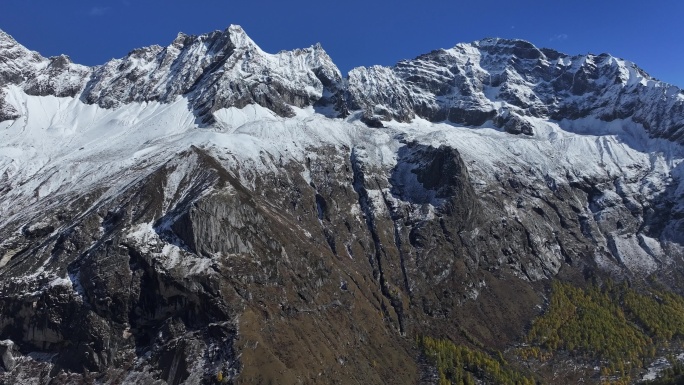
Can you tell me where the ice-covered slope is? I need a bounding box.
[2,26,684,384]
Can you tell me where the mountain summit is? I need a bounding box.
[1,26,684,384]
[2,26,683,138]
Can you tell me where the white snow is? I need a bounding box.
[642,353,684,381]
[48,276,72,288]
[213,104,278,132]
[1,80,683,275]
[611,234,659,274]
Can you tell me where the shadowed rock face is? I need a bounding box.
[0,150,242,383]
[0,133,683,383]
[1,26,684,385]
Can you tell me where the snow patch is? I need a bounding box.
[610,234,659,274]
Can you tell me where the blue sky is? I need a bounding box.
[2,1,683,87]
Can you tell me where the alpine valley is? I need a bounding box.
[1,25,684,384]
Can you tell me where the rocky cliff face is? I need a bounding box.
[1,26,684,384]
[1,25,342,125]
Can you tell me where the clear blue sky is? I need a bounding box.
[2,1,683,87]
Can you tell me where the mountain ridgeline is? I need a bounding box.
[1,25,684,384]
[2,26,683,138]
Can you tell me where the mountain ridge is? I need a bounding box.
[2,25,682,141]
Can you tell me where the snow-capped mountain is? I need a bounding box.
[1,25,684,384]
[349,38,684,139]
[3,26,683,137]
[1,25,342,124]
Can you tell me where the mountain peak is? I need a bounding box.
[0,29,47,87]
[0,29,13,42]
[0,29,29,53]
[462,37,547,61]
[473,37,537,47]
[171,32,189,48]
[225,24,259,51]
[227,24,245,34]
